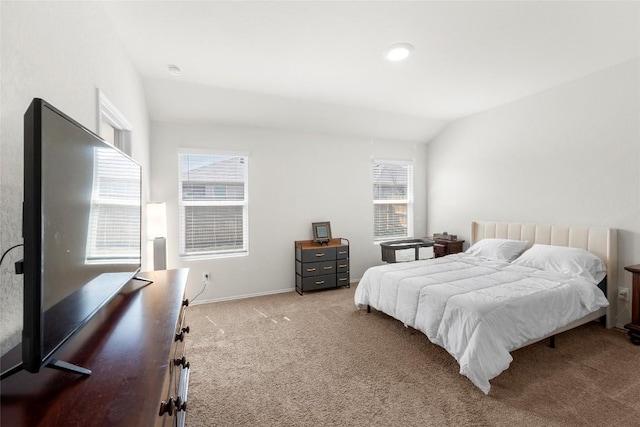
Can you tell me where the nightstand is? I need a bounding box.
[624,264,640,345]
[432,238,465,258]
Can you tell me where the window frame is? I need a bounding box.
[178,149,249,260]
[372,159,414,243]
[97,89,133,156]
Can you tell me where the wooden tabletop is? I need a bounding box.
[624,264,640,274]
[295,238,347,249]
[0,269,189,427]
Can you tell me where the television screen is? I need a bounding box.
[21,98,141,374]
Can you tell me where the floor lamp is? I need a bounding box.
[147,202,167,271]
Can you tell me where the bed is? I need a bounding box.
[355,221,617,394]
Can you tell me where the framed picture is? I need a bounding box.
[312,221,332,244]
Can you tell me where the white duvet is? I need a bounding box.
[354,253,609,394]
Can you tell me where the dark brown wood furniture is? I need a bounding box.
[433,237,465,258]
[0,268,191,426]
[295,238,349,295]
[624,264,640,345]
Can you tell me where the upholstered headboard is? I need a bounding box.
[470,221,617,328]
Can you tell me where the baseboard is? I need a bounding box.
[190,287,295,305]
[190,279,360,306]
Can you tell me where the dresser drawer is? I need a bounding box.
[296,260,315,276]
[298,273,336,291]
[434,243,446,257]
[296,260,336,277]
[337,272,350,287]
[336,245,349,259]
[318,261,336,275]
[433,239,464,258]
[300,246,336,262]
[336,260,349,273]
[448,241,464,253]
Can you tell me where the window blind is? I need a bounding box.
[86,147,141,262]
[178,152,248,257]
[372,160,413,241]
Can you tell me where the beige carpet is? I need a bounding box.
[185,284,640,426]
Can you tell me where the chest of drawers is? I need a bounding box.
[0,269,191,427]
[295,238,350,295]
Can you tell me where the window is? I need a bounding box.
[86,147,141,263]
[178,151,248,258]
[372,159,413,241]
[97,89,132,155]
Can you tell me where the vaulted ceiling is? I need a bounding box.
[102,1,639,142]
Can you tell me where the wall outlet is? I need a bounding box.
[618,287,630,301]
[202,271,210,283]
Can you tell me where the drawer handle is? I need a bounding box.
[315,253,325,257]
[338,251,347,254]
[306,267,317,272]
[174,356,191,369]
[175,326,189,342]
[339,278,348,282]
[159,397,175,416]
[323,266,333,270]
[175,397,188,412]
[315,280,325,285]
[338,264,347,268]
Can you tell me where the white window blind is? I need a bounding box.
[86,147,141,263]
[178,152,248,258]
[372,159,413,241]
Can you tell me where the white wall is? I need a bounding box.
[150,122,428,302]
[427,58,640,328]
[0,2,150,355]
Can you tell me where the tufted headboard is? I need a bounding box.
[470,221,617,328]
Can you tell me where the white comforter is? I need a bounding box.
[354,253,609,394]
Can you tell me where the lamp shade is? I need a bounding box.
[146,202,167,239]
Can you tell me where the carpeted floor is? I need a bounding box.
[185,284,640,426]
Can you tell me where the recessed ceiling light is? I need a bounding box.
[385,43,414,61]
[168,64,182,76]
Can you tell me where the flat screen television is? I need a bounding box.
[13,98,142,377]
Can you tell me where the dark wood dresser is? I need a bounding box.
[0,268,191,426]
[433,238,465,257]
[295,238,350,295]
[624,264,640,345]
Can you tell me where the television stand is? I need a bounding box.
[0,269,191,426]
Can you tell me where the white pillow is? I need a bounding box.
[512,244,606,284]
[465,238,529,262]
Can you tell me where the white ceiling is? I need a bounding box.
[102,1,639,142]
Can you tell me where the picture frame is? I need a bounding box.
[312,221,332,244]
